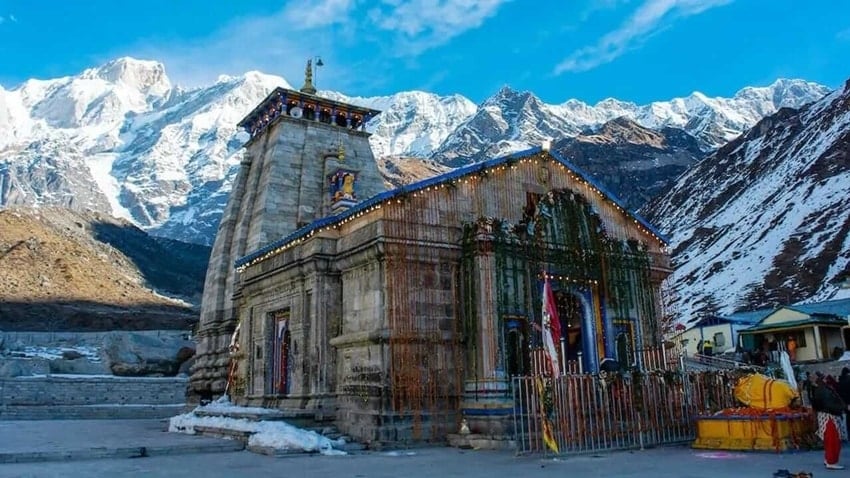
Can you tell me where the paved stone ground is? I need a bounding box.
[0,442,843,477]
[0,419,842,478]
[0,419,243,463]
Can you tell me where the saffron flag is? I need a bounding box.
[535,376,560,453]
[541,275,562,377]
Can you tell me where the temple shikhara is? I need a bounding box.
[190,61,673,445]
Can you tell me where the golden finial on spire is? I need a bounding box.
[300,59,317,95]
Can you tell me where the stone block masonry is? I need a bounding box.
[0,376,188,420]
[192,105,386,401]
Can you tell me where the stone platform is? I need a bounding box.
[0,375,189,420]
[0,419,243,464]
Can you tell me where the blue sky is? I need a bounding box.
[0,0,847,104]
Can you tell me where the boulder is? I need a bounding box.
[49,357,110,375]
[103,332,195,377]
[0,360,24,377]
[177,355,195,377]
[0,358,50,377]
[61,349,84,360]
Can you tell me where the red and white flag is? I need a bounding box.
[541,275,562,377]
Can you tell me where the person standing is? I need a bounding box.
[702,338,713,357]
[787,335,798,362]
[838,368,850,438]
[813,374,847,469]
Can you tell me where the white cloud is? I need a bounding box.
[282,0,356,30]
[129,0,508,91]
[368,0,509,51]
[554,0,733,74]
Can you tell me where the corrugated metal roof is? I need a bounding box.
[740,316,847,333]
[234,147,669,269]
[720,308,777,325]
[788,298,850,318]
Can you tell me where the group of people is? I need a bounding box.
[741,335,798,366]
[806,368,850,470]
[695,338,714,356]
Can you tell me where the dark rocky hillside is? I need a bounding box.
[0,207,209,331]
[554,117,704,211]
[643,79,850,324]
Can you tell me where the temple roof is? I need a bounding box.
[235,147,670,270]
[236,87,381,129]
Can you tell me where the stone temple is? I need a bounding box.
[190,62,672,445]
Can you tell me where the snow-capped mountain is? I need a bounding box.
[321,90,477,159]
[0,57,832,246]
[431,80,830,166]
[643,79,850,325]
[0,58,474,244]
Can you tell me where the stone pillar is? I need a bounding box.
[460,238,514,437]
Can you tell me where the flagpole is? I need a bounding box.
[560,337,566,375]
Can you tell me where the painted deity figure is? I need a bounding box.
[331,171,356,201]
[342,173,355,199]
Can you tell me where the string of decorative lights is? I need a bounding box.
[235,150,668,272]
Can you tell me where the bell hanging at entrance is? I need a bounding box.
[337,142,345,161]
[459,418,471,435]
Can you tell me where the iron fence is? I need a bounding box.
[513,370,739,455]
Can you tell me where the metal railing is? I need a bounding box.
[513,370,739,456]
[528,345,680,376]
[686,353,768,374]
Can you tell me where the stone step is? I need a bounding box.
[0,404,187,420]
[246,444,315,457]
[194,408,335,428]
[447,433,517,450]
[339,441,366,452]
[194,409,293,421]
[193,425,254,442]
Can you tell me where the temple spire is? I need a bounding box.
[300,59,317,95]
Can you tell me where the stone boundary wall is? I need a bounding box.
[0,376,189,420]
[1,330,191,347]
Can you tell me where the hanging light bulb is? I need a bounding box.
[337,142,345,161]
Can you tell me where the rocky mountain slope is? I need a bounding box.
[0,57,830,246]
[553,117,704,211]
[643,79,850,325]
[0,207,209,331]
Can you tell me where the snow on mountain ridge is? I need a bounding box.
[643,79,850,324]
[320,89,477,159]
[0,57,833,247]
[430,79,829,168]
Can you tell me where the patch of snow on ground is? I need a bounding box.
[168,396,346,456]
[11,345,101,361]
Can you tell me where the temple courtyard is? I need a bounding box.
[0,419,837,478]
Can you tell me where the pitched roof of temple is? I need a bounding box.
[235,147,669,270]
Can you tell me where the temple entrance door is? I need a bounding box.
[555,291,585,371]
[272,313,291,395]
[505,317,529,378]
